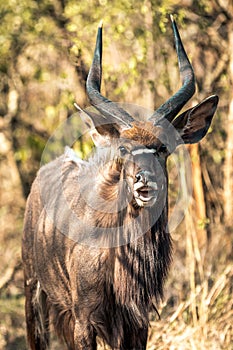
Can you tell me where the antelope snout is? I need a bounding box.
[135,171,153,185]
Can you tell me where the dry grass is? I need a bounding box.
[145,208,233,350]
[148,264,233,350]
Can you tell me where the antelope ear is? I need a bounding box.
[172,95,219,144]
[80,110,113,147]
[74,104,117,147]
[89,129,111,147]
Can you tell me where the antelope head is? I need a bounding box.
[76,17,218,211]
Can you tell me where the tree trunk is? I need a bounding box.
[223,27,233,227]
[189,143,208,249]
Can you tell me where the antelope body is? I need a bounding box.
[22,18,218,350]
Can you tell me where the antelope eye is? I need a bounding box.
[119,146,128,156]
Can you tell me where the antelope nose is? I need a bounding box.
[135,171,152,184]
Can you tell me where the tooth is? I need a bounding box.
[134,182,144,191]
[139,195,153,201]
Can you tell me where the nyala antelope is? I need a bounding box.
[22,16,218,350]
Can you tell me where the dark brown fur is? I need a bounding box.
[22,142,172,350]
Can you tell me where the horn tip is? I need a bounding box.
[170,14,174,22]
[99,20,103,28]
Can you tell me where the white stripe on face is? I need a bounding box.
[131,148,156,156]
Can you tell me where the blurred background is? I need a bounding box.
[0,0,232,349]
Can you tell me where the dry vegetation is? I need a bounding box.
[1,221,232,349]
[0,0,233,349]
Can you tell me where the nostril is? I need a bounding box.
[135,171,154,184]
[135,173,142,182]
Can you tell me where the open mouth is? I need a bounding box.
[134,182,158,207]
